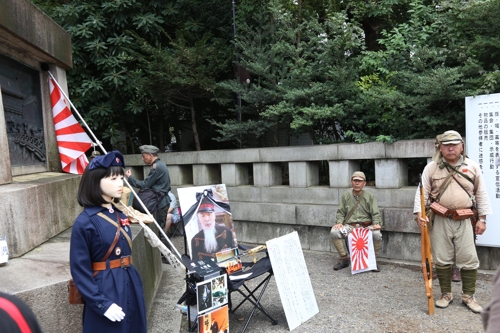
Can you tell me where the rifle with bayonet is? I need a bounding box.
[419,177,435,315]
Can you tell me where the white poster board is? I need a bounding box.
[0,237,8,265]
[266,232,319,331]
[466,93,500,247]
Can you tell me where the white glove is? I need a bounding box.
[104,303,125,322]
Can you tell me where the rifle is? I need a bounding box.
[216,245,267,266]
[419,178,435,315]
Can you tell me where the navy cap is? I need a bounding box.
[88,150,125,170]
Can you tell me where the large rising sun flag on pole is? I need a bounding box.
[49,78,92,174]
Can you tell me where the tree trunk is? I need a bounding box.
[146,109,152,144]
[158,118,164,153]
[125,129,135,154]
[285,121,290,146]
[273,120,279,147]
[190,95,201,151]
[296,0,302,49]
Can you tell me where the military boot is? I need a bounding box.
[462,294,482,313]
[435,265,453,308]
[436,293,453,308]
[333,256,350,271]
[452,266,461,282]
[461,269,481,313]
[372,240,382,272]
[332,238,350,271]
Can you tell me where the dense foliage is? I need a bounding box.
[31,0,500,149]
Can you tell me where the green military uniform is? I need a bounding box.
[330,170,383,272]
[335,190,382,226]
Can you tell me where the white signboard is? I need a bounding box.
[0,237,9,265]
[266,232,319,331]
[466,93,500,247]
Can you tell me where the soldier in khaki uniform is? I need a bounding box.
[330,171,383,271]
[414,130,491,313]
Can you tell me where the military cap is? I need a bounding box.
[139,145,160,154]
[351,171,366,181]
[88,150,125,170]
[198,197,215,213]
[438,130,463,145]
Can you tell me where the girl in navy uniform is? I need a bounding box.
[70,151,147,333]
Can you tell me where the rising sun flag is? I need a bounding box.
[348,228,377,274]
[49,78,92,174]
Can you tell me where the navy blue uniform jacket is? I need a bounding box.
[70,205,147,333]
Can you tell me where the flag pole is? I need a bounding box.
[46,70,184,267]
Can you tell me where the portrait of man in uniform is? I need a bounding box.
[178,185,237,261]
[190,198,234,261]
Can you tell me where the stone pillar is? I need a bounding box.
[329,160,359,188]
[375,159,408,188]
[169,165,193,185]
[193,164,220,185]
[253,163,281,187]
[289,162,319,187]
[221,164,249,186]
[0,87,12,185]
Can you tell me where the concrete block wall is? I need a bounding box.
[0,173,82,257]
[125,139,500,270]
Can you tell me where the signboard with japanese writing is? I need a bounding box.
[0,237,9,265]
[466,93,500,247]
[266,231,319,331]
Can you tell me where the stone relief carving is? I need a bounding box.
[0,54,46,166]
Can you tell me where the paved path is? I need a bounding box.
[150,235,495,333]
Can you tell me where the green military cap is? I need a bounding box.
[139,145,160,154]
[351,171,366,181]
[438,130,463,145]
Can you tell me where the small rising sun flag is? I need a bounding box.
[348,228,377,274]
[49,78,92,174]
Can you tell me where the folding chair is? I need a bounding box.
[227,247,278,333]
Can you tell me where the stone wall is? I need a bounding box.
[0,0,73,181]
[125,139,500,270]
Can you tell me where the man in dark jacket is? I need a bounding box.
[125,145,171,230]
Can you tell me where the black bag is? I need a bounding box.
[132,188,167,214]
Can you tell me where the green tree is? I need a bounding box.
[133,33,232,151]
[347,0,492,141]
[33,0,233,151]
[213,0,364,146]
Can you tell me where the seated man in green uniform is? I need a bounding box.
[330,171,383,271]
[125,145,171,232]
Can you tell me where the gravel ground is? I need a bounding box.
[154,235,495,333]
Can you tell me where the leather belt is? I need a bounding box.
[348,221,372,227]
[92,256,132,271]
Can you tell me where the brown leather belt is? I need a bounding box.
[348,221,372,227]
[92,256,132,271]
